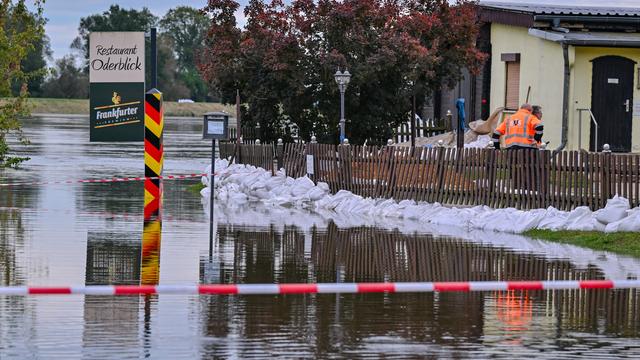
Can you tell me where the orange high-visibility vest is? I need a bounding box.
[493,109,542,148]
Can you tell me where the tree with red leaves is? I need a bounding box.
[199,0,485,144]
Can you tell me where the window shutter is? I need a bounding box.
[505,61,520,110]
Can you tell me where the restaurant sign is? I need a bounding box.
[89,32,145,142]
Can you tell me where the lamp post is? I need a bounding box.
[334,69,351,143]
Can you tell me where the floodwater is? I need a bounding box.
[1,115,639,358]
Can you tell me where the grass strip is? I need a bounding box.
[524,229,640,258]
[23,98,235,117]
[187,183,206,195]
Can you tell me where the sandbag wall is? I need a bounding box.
[220,143,640,212]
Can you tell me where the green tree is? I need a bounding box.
[17,33,51,97]
[71,5,158,72]
[157,34,190,101]
[160,6,210,101]
[0,0,45,168]
[200,0,486,144]
[42,55,89,99]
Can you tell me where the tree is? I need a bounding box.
[0,0,45,168]
[156,34,190,101]
[10,12,50,99]
[160,6,210,101]
[17,33,51,97]
[71,5,158,72]
[199,0,486,144]
[42,55,89,99]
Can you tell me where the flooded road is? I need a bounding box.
[1,115,639,358]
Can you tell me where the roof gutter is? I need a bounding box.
[534,14,640,26]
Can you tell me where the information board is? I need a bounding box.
[89,32,145,142]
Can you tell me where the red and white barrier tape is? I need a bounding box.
[0,173,209,188]
[1,280,639,296]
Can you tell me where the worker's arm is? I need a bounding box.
[492,121,506,150]
[531,120,544,143]
[534,123,544,143]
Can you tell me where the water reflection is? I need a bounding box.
[199,222,640,355]
[85,231,141,285]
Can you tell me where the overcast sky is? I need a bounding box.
[41,0,221,60]
[40,0,639,61]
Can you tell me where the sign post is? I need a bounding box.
[89,32,145,142]
[202,112,229,254]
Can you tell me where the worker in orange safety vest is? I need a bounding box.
[492,104,543,150]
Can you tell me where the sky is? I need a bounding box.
[40,0,640,61]
[39,0,242,60]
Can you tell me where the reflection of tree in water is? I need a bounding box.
[75,182,143,217]
[0,184,39,343]
[0,184,39,286]
[199,222,640,355]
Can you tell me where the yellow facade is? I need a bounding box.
[489,23,640,152]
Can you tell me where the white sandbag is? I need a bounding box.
[468,206,495,230]
[317,182,330,192]
[464,135,492,149]
[565,207,605,232]
[430,208,468,227]
[605,208,640,233]
[595,195,630,225]
[305,185,329,202]
[200,162,639,234]
[290,176,316,197]
[402,205,424,220]
[537,207,569,231]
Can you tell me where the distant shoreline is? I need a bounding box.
[26,98,235,118]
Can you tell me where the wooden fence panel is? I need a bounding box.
[224,143,638,211]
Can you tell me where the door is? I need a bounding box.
[591,56,635,152]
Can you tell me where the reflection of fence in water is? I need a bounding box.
[83,233,142,351]
[214,223,639,336]
[85,233,141,285]
[216,225,307,284]
[310,224,603,283]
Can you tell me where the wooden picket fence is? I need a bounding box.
[395,117,450,144]
[218,142,640,211]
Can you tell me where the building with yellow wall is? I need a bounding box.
[481,2,640,153]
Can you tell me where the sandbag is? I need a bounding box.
[305,186,329,201]
[595,195,630,225]
[605,208,640,233]
[565,207,605,232]
[537,207,570,231]
[200,162,640,235]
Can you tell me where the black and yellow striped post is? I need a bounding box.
[142,88,163,285]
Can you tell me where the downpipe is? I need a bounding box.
[553,42,570,157]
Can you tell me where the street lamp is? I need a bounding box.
[334,69,351,143]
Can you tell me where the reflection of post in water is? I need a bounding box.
[141,89,164,286]
[83,232,142,355]
[141,217,161,285]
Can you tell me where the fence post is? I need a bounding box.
[276,138,283,171]
[341,139,352,192]
[602,145,612,205]
[433,145,446,203]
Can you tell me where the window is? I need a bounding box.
[501,53,521,110]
